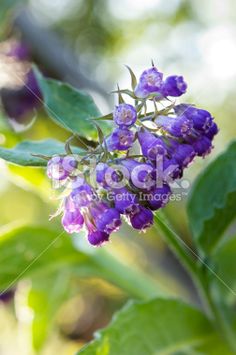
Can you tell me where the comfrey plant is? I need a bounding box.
[2,62,236,354]
[46,64,218,246]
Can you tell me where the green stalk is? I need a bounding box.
[154,214,197,277]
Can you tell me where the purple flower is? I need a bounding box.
[182,106,213,133]
[146,184,171,210]
[106,128,135,151]
[1,69,42,122]
[120,158,156,190]
[90,202,121,234]
[205,122,218,140]
[156,115,193,138]
[129,206,153,230]
[7,42,30,61]
[88,231,110,246]
[162,157,183,180]
[161,75,187,97]
[96,162,110,187]
[138,130,167,160]
[62,209,84,234]
[192,136,212,157]
[173,104,191,116]
[112,187,138,214]
[47,156,68,181]
[135,67,163,98]
[96,163,124,188]
[114,103,137,128]
[170,142,196,168]
[71,184,95,207]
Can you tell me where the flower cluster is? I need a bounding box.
[47,64,218,246]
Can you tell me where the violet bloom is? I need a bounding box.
[47,156,69,181]
[161,75,187,97]
[138,130,167,160]
[106,128,135,151]
[96,162,110,187]
[171,143,196,168]
[90,201,121,234]
[71,184,95,207]
[156,115,193,139]
[205,122,218,140]
[114,103,137,128]
[120,159,156,190]
[2,69,42,122]
[88,231,110,246]
[7,42,30,61]
[162,157,183,180]
[112,187,138,214]
[192,136,212,157]
[96,162,123,188]
[135,67,163,98]
[146,184,171,210]
[182,106,213,133]
[129,206,153,230]
[62,209,84,234]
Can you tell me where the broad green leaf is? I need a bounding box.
[187,141,236,254]
[78,298,213,355]
[34,67,111,140]
[0,139,84,166]
[0,225,166,300]
[0,226,91,292]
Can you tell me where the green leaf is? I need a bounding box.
[194,334,234,355]
[34,67,111,140]
[187,141,236,254]
[78,298,213,355]
[0,139,84,166]
[125,65,137,91]
[0,226,91,292]
[211,236,236,300]
[0,225,167,300]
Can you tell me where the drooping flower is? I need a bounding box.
[88,231,110,246]
[112,187,138,214]
[106,128,135,151]
[61,197,84,233]
[192,136,212,157]
[47,156,75,181]
[145,184,171,210]
[161,75,187,97]
[71,184,95,207]
[90,201,121,234]
[156,115,193,139]
[138,130,167,160]
[62,209,84,234]
[129,206,154,230]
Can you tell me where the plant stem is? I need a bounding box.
[154,212,236,352]
[154,214,197,277]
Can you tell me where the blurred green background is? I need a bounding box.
[0,0,236,354]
